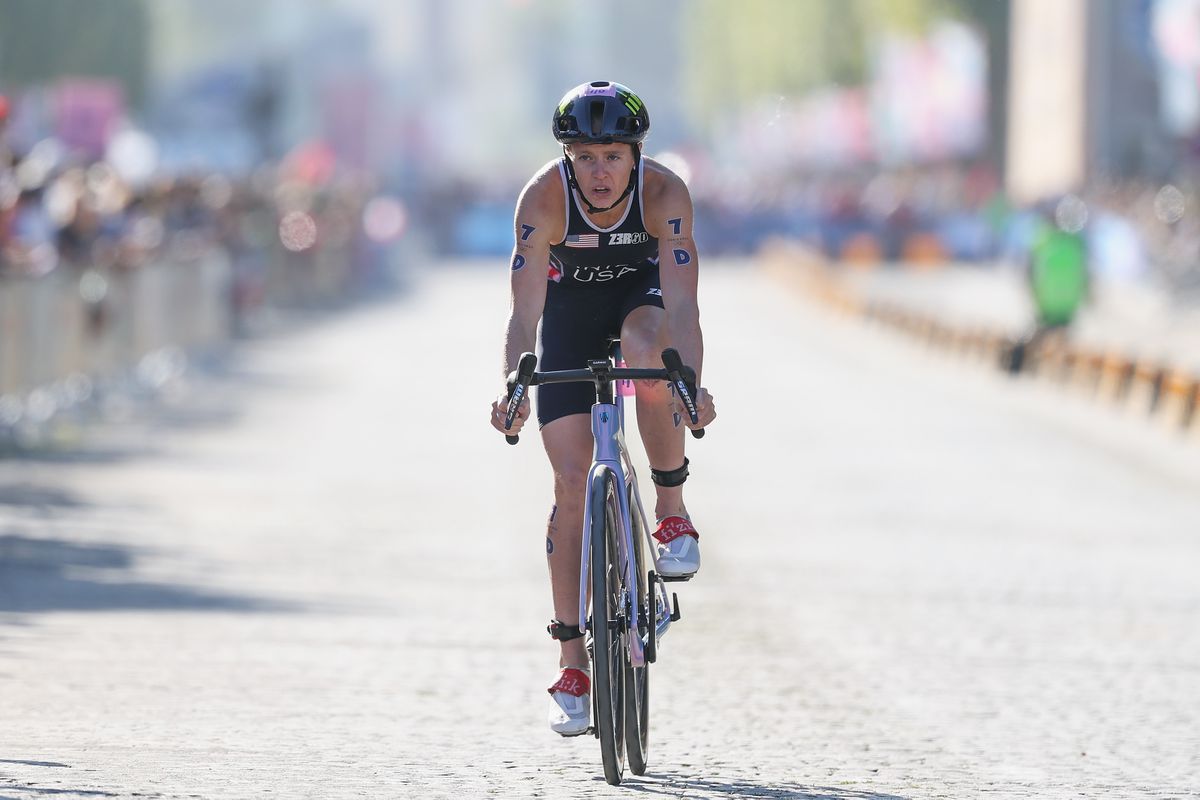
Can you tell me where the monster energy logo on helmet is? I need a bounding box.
[552,81,650,144]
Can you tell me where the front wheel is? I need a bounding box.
[624,488,650,775]
[589,466,626,785]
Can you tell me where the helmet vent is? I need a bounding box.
[588,100,605,137]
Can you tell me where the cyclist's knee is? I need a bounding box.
[619,328,660,369]
[552,465,589,503]
[620,310,665,369]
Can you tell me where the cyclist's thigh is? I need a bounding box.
[617,267,667,365]
[541,413,594,498]
[537,284,623,427]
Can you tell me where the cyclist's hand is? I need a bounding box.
[676,387,716,430]
[491,391,531,436]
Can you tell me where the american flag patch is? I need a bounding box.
[565,234,599,248]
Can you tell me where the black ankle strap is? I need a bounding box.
[651,457,690,487]
[548,620,584,641]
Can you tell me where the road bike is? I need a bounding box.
[503,343,704,785]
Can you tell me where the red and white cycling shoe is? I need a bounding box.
[653,515,701,578]
[547,667,590,736]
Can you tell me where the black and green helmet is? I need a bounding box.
[552,81,650,145]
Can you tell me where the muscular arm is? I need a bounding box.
[502,170,558,377]
[645,172,704,383]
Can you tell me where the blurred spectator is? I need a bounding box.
[3,186,59,277]
[1002,197,1091,375]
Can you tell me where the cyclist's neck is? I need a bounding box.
[577,190,632,227]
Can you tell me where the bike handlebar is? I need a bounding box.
[661,347,705,440]
[504,352,537,445]
[502,348,705,444]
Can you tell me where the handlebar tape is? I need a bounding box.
[504,352,538,444]
[661,348,705,440]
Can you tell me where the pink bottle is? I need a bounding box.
[617,357,636,397]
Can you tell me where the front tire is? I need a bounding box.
[624,486,650,775]
[590,466,625,785]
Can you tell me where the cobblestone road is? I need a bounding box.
[2,261,1199,799]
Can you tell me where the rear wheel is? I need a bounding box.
[624,489,650,775]
[589,466,626,785]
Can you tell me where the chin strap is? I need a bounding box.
[562,145,639,214]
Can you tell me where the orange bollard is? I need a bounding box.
[1127,362,1167,416]
[839,233,883,267]
[901,232,947,268]
[1157,370,1198,431]
[1097,353,1136,403]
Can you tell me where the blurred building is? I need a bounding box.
[1008,0,1187,203]
[147,1,385,176]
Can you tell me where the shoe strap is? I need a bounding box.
[547,668,590,697]
[653,515,699,545]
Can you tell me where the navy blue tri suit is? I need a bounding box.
[536,156,664,427]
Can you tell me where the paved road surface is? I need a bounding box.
[2,260,1199,799]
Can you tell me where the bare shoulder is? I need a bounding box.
[517,159,567,220]
[641,157,691,209]
[640,157,692,238]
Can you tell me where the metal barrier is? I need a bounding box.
[0,226,400,447]
[0,253,232,398]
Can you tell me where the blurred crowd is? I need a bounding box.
[413,140,1198,304]
[693,158,1200,297]
[4,82,1195,305]
[0,94,404,323]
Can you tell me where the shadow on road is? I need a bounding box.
[0,534,290,615]
[622,773,909,800]
[0,784,118,798]
[0,485,90,510]
[0,762,117,798]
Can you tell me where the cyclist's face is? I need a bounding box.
[568,143,635,205]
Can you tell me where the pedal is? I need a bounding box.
[670,592,681,622]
